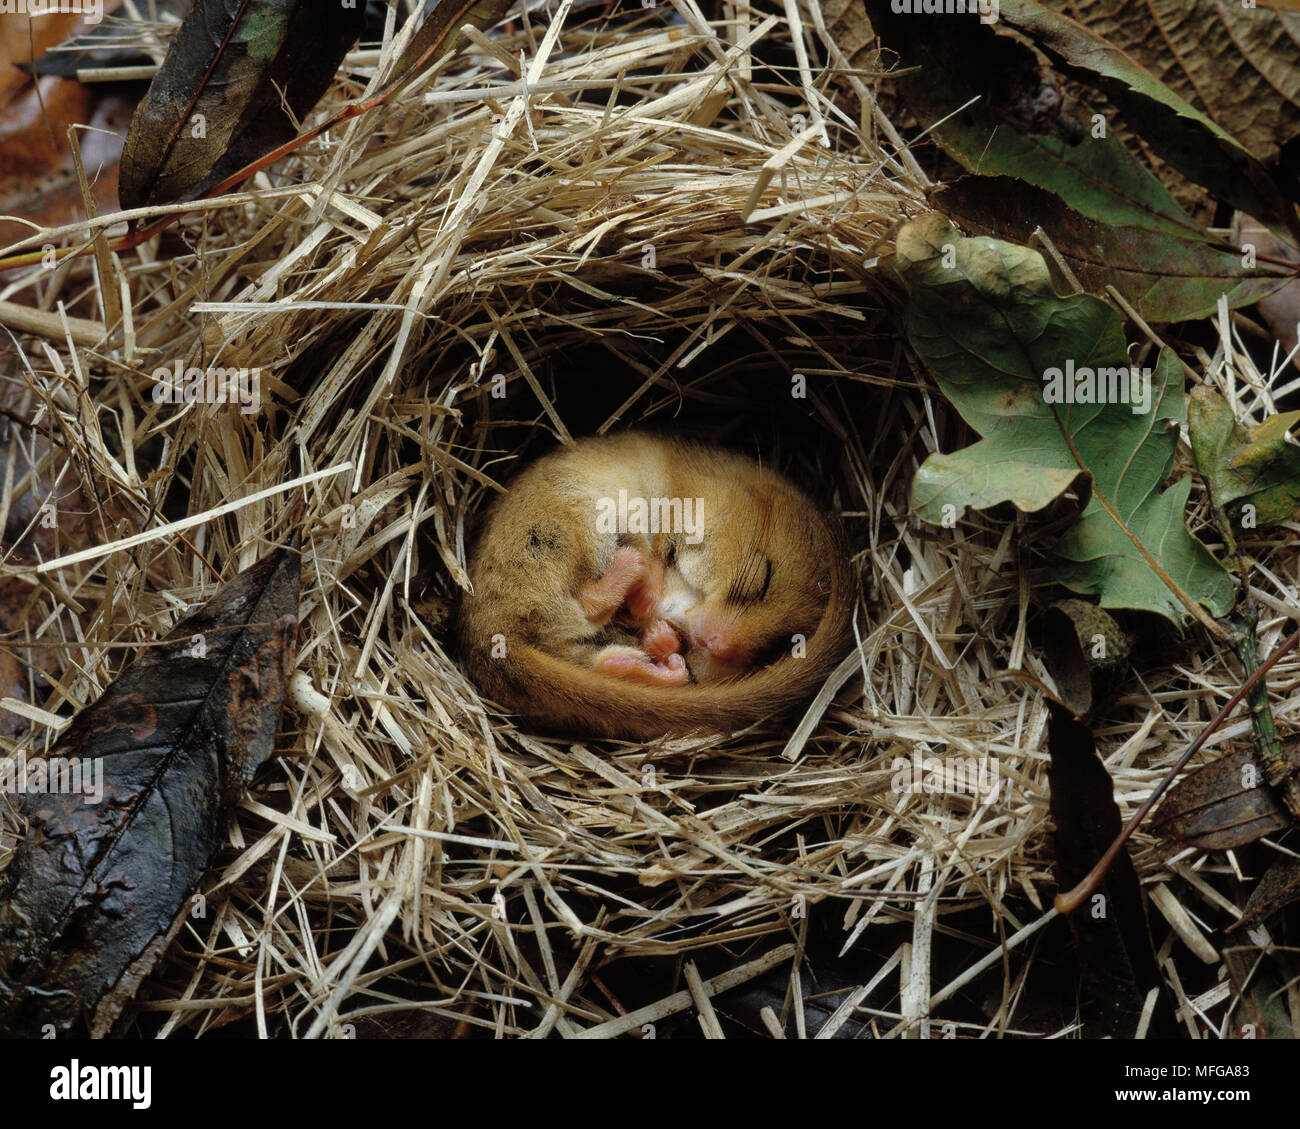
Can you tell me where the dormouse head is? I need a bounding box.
[656,479,836,681]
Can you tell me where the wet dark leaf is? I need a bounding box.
[994,0,1300,244]
[119,0,365,209]
[1240,977,1297,1038]
[26,3,394,79]
[1048,703,1176,1038]
[1041,599,1131,719]
[865,0,1300,301]
[1232,856,1300,935]
[1223,947,1296,1038]
[0,545,300,1037]
[1041,0,1300,174]
[1153,742,1293,851]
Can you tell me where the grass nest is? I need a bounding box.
[1,0,1297,1038]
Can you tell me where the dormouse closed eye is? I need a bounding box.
[727,556,772,605]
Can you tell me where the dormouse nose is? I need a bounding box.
[686,609,743,660]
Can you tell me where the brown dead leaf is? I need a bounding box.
[1231,855,1300,934]
[1153,742,1295,850]
[0,4,130,248]
[818,0,877,74]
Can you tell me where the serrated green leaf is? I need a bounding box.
[869,2,1288,322]
[996,0,1300,244]
[895,215,1233,623]
[866,1,1201,237]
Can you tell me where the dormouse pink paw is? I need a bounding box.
[624,555,666,622]
[578,547,647,623]
[641,619,681,662]
[595,649,689,686]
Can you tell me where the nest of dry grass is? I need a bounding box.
[1,0,1297,1039]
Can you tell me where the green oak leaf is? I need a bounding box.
[895,215,1233,624]
[1189,386,1300,532]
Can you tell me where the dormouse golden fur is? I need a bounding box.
[457,432,855,740]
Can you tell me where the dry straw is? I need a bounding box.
[0,0,1296,1039]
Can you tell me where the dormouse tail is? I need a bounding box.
[507,544,856,740]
